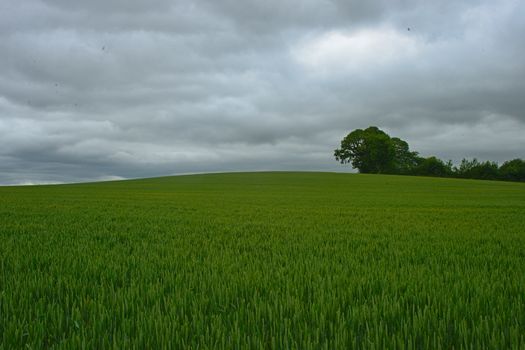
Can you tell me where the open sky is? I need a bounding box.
[1,0,524,184]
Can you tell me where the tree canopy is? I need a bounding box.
[335,126,523,182]
[334,126,419,174]
[499,159,525,182]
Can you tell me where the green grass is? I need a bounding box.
[1,172,524,349]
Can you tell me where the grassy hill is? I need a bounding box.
[1,172,524,348]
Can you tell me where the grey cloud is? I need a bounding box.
[1,0,524,184]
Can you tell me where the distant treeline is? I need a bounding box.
[335,126,525,182]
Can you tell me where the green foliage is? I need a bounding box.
[390,137,420,174]
[499,159,525,182]
[455,159,499,180]
[1,172,525,348]
[334,127,418,174]
[335,126,523,182]
[457,158,482,175]
[413,156,454,177]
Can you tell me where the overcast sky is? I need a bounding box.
[1,0,524,184]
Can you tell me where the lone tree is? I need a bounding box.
[334,126,419,174]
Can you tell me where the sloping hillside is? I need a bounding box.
[1,172,524,348]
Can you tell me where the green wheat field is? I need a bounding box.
[1,172,524,349]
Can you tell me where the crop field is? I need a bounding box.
[0,172,524,348]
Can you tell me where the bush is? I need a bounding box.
[455,159,499,180]
[412,157,453,177]
[499,159,525,182]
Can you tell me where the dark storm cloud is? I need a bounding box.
[1,0,524,184]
